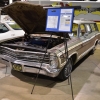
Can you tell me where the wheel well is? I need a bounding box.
[70,54,77,65]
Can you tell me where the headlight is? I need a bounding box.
[50,54,59,69]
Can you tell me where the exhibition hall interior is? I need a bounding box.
[0,0,100,100]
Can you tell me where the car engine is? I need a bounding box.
[1,34,64,52]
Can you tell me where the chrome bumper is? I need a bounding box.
[0,55,60,77]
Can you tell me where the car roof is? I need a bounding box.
[74,19,95,24]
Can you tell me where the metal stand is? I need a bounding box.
[5,65,7,76]
[31,33,53,94]
[68,76,71,85]
[69,73,74,100]
[63,33,74,100]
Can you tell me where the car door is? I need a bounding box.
[77,23,89,58]
[89,23,100,42]
[88,23,99,48]
[79,23,96,58]
[0,23,13,42]
[82,23,92,50]
[85,23,97,50]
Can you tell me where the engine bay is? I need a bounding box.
[1,35,64,52]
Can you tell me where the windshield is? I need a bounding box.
[7,22,22,30]
[69,23,78,37]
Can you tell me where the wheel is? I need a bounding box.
[58,58,73,81]
[89,46,96,55]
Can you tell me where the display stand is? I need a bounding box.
[5,65,8,77]
[31,7,75,100]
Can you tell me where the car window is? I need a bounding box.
[79,24,86,37]
[85,24,91,33]
[90,23,98,32]
[69,23,78,37]
[0,24,9,33]
[95,22,100,31]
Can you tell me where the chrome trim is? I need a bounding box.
[0,46,47,54]
[0,46,50,63]
[0,54,60,77]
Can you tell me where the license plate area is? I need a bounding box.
[12,63,22,72]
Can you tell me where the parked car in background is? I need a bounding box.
[0,2,99,81]
[1,15,13,21]
[0,21,25,42]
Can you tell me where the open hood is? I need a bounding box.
[2,1,71,37]
[2,1,47,34]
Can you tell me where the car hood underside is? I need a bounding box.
[2,1,70,38]
[3,1,46,34]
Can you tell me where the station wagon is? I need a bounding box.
[0,2,99,80]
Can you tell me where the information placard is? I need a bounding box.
[45,8,74,33]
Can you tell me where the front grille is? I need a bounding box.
[0,46,50,64]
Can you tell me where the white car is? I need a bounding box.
[0,21,25,42]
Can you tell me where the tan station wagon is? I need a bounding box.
[0,2,100,81]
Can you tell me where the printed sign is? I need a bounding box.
[45,8,74,33]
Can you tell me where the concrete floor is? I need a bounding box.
[0,45,100,100]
